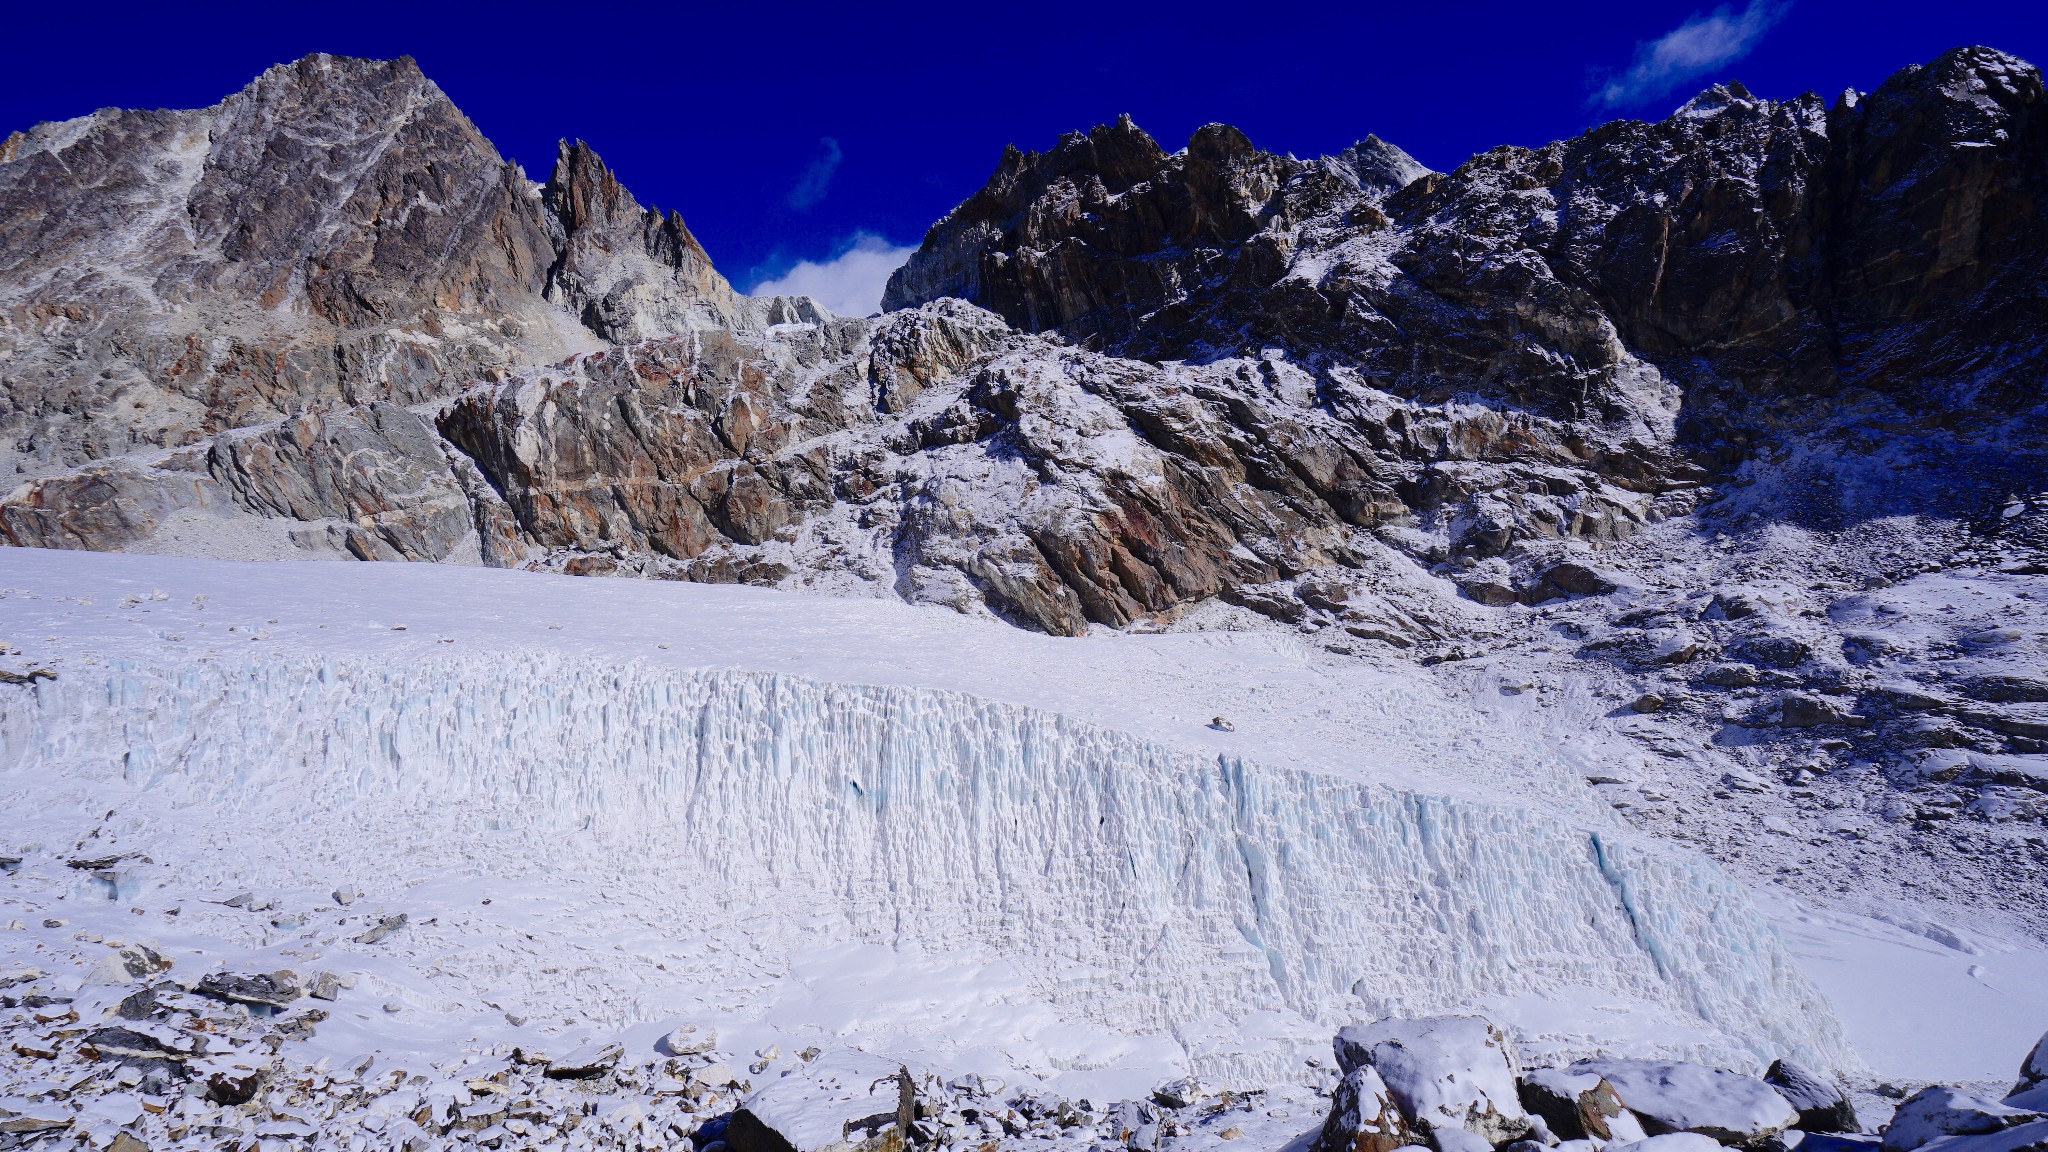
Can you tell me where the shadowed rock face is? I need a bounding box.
[2,48,2045,641]
[886,47,2047,457]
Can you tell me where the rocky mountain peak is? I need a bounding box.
[881,113,1313,336]
[545,139,636,236]
[1672,79,1763,119]
[0,53,743,479]
[189,52,536,324]
[1039,112,1173,193]
[540,138,739,342]
[1326,133,1434,198]
[1819,44,2045,375]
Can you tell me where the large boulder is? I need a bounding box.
[1766,1059,1858,1133]
[542,1041,621,1081]
[1901,1122,2048,1152]
[1520,1068,1647,1142]
[1317,1066,1417,1152]
[1335,1017,1532,1147]
[2020,1032,2048,1096]
[194,971,300,1011]
[1608,1136,1728,1152]
[1881,1088,2043,1152]
[1571,1060,1796,1148]
[726,1052,911,1152]
[2010,1087,2048,1114]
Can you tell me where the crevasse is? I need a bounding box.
[1,652,1851,1077]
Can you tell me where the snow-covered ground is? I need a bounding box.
[0,547,2038,1115]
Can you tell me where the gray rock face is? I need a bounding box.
[0,53,739,483]
[209,403,481,562]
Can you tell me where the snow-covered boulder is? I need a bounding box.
[1881,1088,2043,1152]
[2020,1032,2048,1094]
[1436,1131,1496,1152]
[1316,1066,1417,1152]
[544,1041,622,1081]
[1571,1059,1795,1147]
[1521,1068,1647,1142]
[2008,1086,2048,1113]
[727,1052,910,1152]
[662,1024,716,1056]
[1608,1135,1728,1152]
[1766,1059,1858,1133]
[1335,1017,1532,1147]
[1798,1135,1882,1152]
[1910,1121,2048,1152]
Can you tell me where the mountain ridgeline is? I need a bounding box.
[0,47,2042,637]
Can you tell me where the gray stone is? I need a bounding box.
[1335,1016,1532,1146]
[1521,1069,1642,1142]
[1880,1087,2041,1152]
[544,1040,623,1080]
[353,913,408,945]
[663,1024,717,1056]
[1570,1059,1795,1148]
[1764,1060,1856,1133]
[1781,694,1867,728]
[195,971,300,1010]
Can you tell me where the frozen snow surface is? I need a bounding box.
[1765,895,2048,1084]
[0,546,2035,1121]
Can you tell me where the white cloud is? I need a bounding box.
[751,235,916,319]
[1597,0,1784,108]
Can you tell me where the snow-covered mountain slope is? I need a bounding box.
[0,547,1848,1090]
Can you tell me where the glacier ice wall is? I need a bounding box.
[0,654,1851,1076]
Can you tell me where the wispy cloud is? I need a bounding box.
[1596,0,1785,109]
[751,234,915,318]
[786,137,842,211]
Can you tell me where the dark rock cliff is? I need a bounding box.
[887,47,2046,499]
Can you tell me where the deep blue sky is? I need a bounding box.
[4,1,2042,292]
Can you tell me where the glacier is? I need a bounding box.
[0,646,1852,1081]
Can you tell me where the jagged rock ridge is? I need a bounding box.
[0,54,742,483]
[1,47,2043,640]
